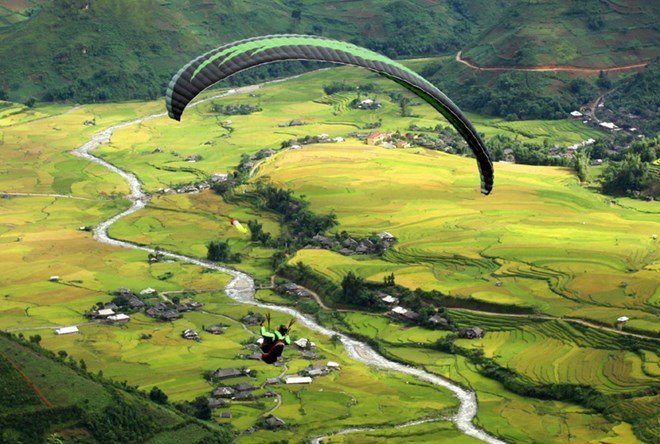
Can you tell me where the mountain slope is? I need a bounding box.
[462,0,659,67]
[0,332,233,443]
[0,0,477,103]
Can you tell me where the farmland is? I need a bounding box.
[0,65,658,442]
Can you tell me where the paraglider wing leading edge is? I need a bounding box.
[166,34,493,195]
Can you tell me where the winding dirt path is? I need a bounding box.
[455,51,649,74]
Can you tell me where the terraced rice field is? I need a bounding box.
[1,66,656,443]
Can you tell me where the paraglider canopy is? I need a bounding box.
[166,34,493,194]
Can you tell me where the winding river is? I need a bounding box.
[71,87,505,444]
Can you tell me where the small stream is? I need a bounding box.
[71,87,505,444]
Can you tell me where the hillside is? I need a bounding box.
[2,0,657,109]
[461,0,659,67]
[0,0,477,103]
[0,332,233,443]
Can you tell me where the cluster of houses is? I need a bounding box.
[85,288,204,328]
[570,108,642,137]
[206,357,340,429]
[146,299,203,322]
[156,181,212,196]
[283,133,346,150]
[85,305,131,324]
[304,231,396,256]
[181,325,228,343]
[378,291,482,336]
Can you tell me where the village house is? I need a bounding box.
[339,247,354,256]
[264,416,286,430]
[146,302,181,321]
[107,313,130,324]
[204,325,227,335]
[181,329,200,341]
[278,282,312,298]
[402,310,420,322]
[428,314,449,328]
[302,364,330,377]
[355,239,375,254]
[240,313,264,326]
[213,386,236,398]
[460,326,485,339]
[599,122,619,131]
[391,306,420,322]
[233,382,256,392]
[377,231,397,248]
[208,398,229,409]
[615,316,629,331]
[86,307,115,319]
[114,288,145,309]
[285,376,312,384]
[265,377,282,385]
[301,350,320,360]
[379,292,399,305]
[213,368,247,380]
[294,338,316,350]
[55,326,79,335]
[219,412,232,419]
[366,131,387,145]
[232,392,255,401]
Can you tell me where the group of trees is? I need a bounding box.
[211,103,262,116]
[593,136,659,198]
[322,81,378,96]
[207,240,242,263]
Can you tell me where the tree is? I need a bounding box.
[572,148,590,182]
[192,395,212,420]
[149,386,169,404]
[341,271,364,303]
[271,251,287,270]
[29,334,42,346]
[601,153,650,195]
[596,70,612,90]
[207,240,241,263]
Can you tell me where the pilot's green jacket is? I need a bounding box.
[260,326,291,344]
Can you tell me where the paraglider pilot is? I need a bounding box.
[259,313,292,364]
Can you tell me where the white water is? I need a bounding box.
[71,88,505,444]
